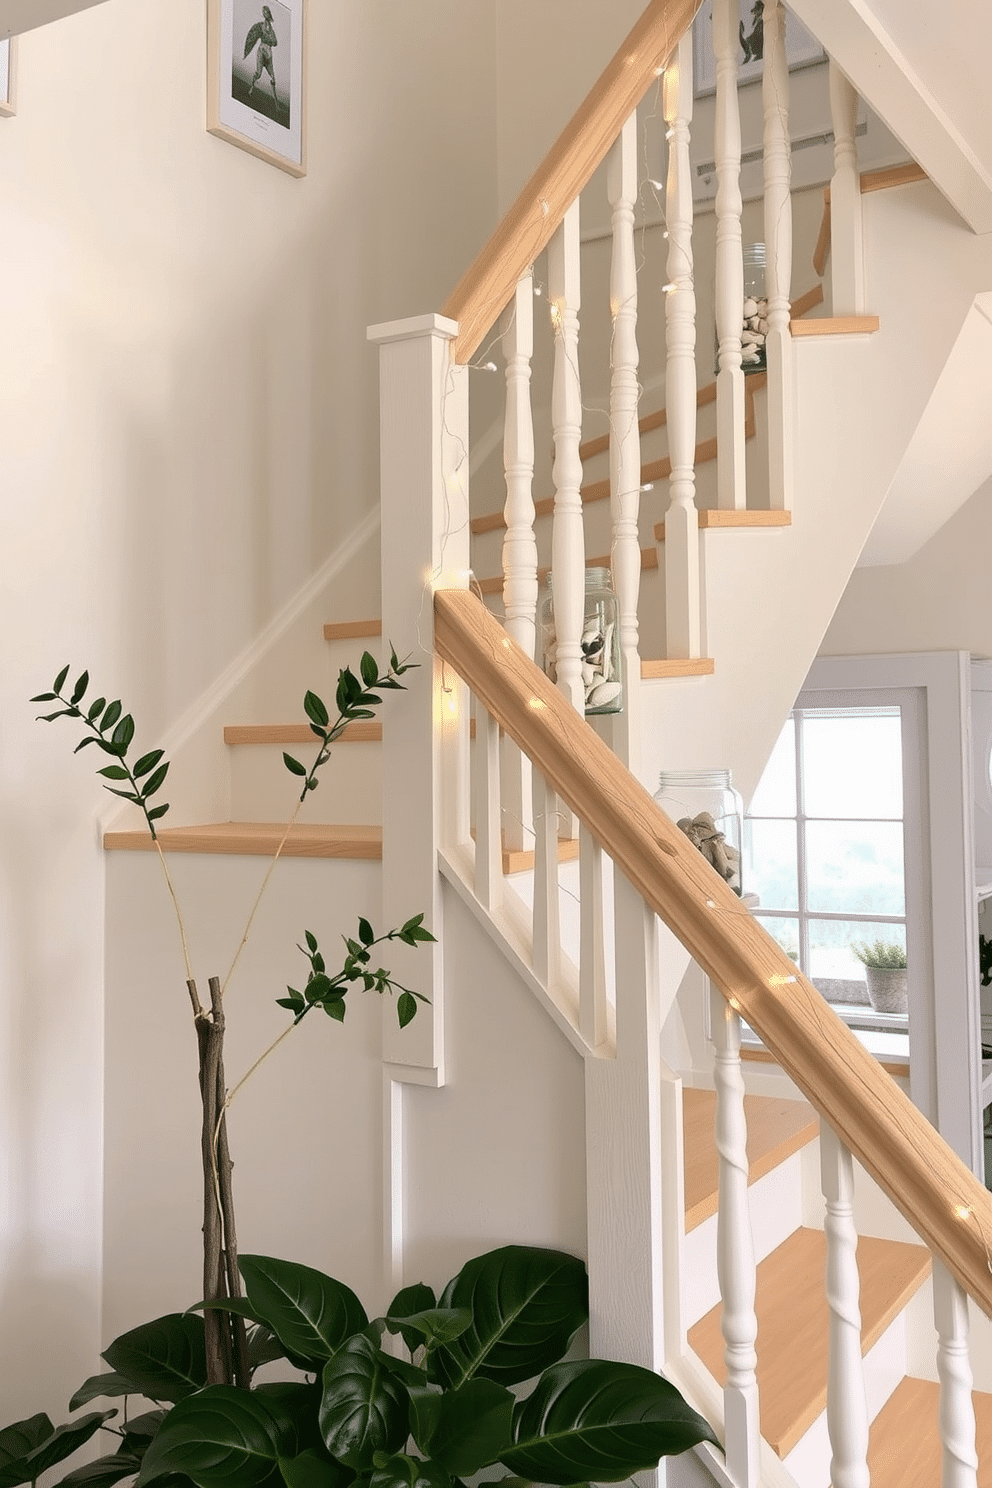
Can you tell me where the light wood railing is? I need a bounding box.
[436,585,992,1319]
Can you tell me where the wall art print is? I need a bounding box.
[207,0,307,176]
[0,37,17,118]
[692,0,823,97]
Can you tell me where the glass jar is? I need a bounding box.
[714,242,767,376]
[539,567,622,715]
[654,769,744,895]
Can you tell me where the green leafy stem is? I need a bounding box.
[278,916,435,1032]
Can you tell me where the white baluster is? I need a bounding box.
[474,704,502,913]
[663,33,700,659]
[501,272,537,853]
[709,983,760,1486]
[820,1123,870,1488]
[713,0,746,511]
[828,62,866,316]
[933,1260,979,1487]
[607,113,642,772]
[532,771,561,988]
[762,0,794,512]
[548,201,586,715]
[579,828,608,1049]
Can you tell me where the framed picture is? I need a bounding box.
[207,0,307,177]
[0,37,17,119]
[692,1,824,97]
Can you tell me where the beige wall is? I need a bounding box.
[0,0,499,1416]
[820,476,992,658]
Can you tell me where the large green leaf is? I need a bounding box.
[0,1412,116,1488]
[135,1386,293,1487]
[433,1248,587,1390]
[279,1450,355,1488]
[56,1451,142,1486]
[102,1314,208,1403]
[499,1360,719,1483]
[240,1256,368,1367]
[0,1416,53,1468]
[69,1373,135,1410]
[410,1379,513,1476]
[368,1454,451,1488]
[318,1334,409,1470]
[383,1311,470,1349]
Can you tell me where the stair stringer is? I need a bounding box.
[640,180,992,803]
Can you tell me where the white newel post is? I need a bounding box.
[762,0,794,512]
[501,273,537,854]
[607,113,643,773]
[828,62,866,315]
[710,985,760,1486]
[369,313,470,1086]
[820,1123,870,1488]
[548,201,586,717]
[663,33,701,659]
[713,0,746,511]
[933,1260,980,1487]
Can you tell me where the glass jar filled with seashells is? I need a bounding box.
[539,568,623,715]
[654,769,745,895]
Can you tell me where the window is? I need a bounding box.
[746,704,908,1031]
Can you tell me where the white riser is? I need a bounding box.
[782,1309,909,1488]
[228,740,382,824]
[683,1149,806,1327]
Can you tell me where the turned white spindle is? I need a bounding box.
[579,829,608,1049]
[607,113,642,771]
[663,33,700,658]
[713,0,746,511]
[501,272,537,852]
[473,703,503,913]
[709,984,760,1486]
[933,1260,979,1487]
[820,1123,870,1488]
[548,201,586,715]
[762,0,794,512]
[828,62,866,315]
[532,771,561,988]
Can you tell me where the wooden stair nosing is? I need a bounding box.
[688,1227,932,1458]
[682,1089,818,1231]
[104,822,383,859]
[641,657,715,679]
[323,620,383,641]
[655,509,792,542]
[224,721,383,746]
[790,314,880,337]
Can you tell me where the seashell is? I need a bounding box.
[600,621,615,680]
[741,347,761,363]
[757,316,767,333]
[587,680,622,709]
[581,662,595,686]
[741,329,762,345]
[742,296,758,318]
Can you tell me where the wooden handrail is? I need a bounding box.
[441,0,702,364]
[434,586,992,1319]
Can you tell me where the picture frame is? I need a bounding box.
[207,0,307,177]
[0,37,18,119]
[692,1,824,97]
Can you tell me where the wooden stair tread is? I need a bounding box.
[865,1377,992,1487]
[682,1089,818,1231]
[790,315,880,337]
[656,510,791,542]
[223,722,383,745]
[104,822,382,859]
[688,1227,931,1457]
[323,620,382,640]
[641,658,714,679]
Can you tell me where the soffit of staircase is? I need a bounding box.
[787,0,992,235]
[859,294,992,567]
[0,0,108,35]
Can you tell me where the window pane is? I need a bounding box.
[805,820,905,916]
[747,819,798,910]
[756,915,800,965]
[801,709,903,820]
[808,918,906,1002]
[749,720,797,817]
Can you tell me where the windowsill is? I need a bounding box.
[741,1020,909,1072]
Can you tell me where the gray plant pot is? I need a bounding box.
[864,966,908,1015]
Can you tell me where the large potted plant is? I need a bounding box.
[0,657,719,1486]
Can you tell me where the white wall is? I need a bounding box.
[0,0,500,1417]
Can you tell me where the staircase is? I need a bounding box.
[98,0,992,1482]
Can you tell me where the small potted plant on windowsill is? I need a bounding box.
[852,939,908,1015]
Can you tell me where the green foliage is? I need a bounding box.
[850,939,907,970]
[282,650,416,804]
[9,1247,715,1487]
[980,933,992,989]
[276,919,434,1032]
